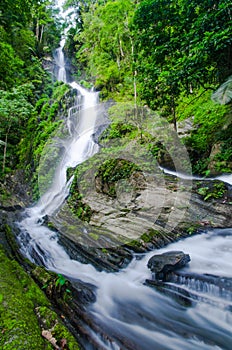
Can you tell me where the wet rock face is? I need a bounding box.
[147,251,191,281]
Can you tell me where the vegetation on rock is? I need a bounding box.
[0,245,79,349]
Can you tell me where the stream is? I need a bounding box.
[17,1,232,349]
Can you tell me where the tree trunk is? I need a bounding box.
[2,133,8,173]
[171,95,177,132]
[40,24,44,44]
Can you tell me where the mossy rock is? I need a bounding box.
[0,246,80,349]
[196,181,227,201]
[0,246,49,349]
[95,158,142,198]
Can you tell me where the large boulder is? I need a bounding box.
[147,251,190,281]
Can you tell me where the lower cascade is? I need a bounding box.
[16,16,232,350]
[17,94,232,350]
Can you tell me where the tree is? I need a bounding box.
[133,0,232,126]
[0,41,24,89]
[0,85,34,173]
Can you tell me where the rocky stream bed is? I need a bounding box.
[0,171,232,349]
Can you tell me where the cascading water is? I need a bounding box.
[56,38,67,82]
[102,229,232,350]
[17,1,232,349]
[161,167,232,185]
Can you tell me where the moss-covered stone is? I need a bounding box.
[36,306,80,350]
[0,246,49,349]
[196,181,227,201]
[67,170,93,222]
[0,246,80,349]
[141,229,161,243]
[95,158,141,198]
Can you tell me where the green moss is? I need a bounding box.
[141,229,161,243]
[101,121,136,140]
[101,248,108,254]
[47,221,57,231]
[96,158,141,198]
[52,323,80,350]
[36,306,79,349]
[31,266,53,287]
[186,224,201,235]
[79,79,93,89]
[0,184,11,203]
[0,246,49,349]
[0,245,80,349]
[67,170,93,222]
[66,166,75,181]
[89,233,99,240]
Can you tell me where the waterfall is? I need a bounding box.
[56,38,67,82]
[18,30,100,272]
[16,1,232,349]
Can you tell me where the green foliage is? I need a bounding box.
[106,122,136,139]
[17,82,70,198]
[130,0,232,136]
[55,274,72,295]
[0,0,63,183]
[176,88,231,173]
[67,0,136,99]
[98,158,139,184]
[197,182,227,201]
[0,41,24,89]
[55,274,66,287]
[67,0,232,176]
[179,90,228,150]
[0,84,34,175]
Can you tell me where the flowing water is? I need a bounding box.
[17,2,232,349]
[161,167,232,186]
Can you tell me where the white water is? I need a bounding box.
[161,167,232,185]
[56,38,66,82]
[18,28,100,269]
[17,2,232,349]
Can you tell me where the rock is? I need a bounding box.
[147,251,191,281]
[177,117,195,138]
[0,204,22,211]
[42,330,59,349]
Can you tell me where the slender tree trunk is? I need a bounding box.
[134,70,137,108]
[2,124,11,173]
[36,19,40,41]
[119,38,124,58]
[130,36,137,108]
[171,95,177,131]
[2,133,8,173]
[40,24,44,43]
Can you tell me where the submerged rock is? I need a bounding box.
[147,251,191,280]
